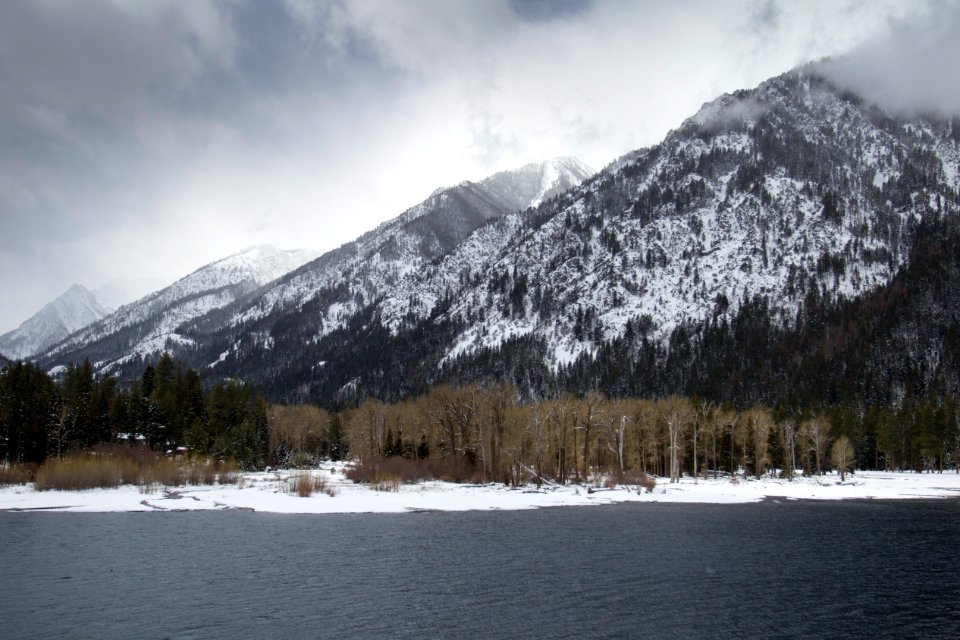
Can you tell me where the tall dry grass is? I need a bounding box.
[180,458,239,487]
[33,444,241,492]
[287,471,336,497]
[0,463,36,487]
[34,456,130,491]
[605,469,658,493]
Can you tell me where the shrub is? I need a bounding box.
[181,458,239,486]
[345,456,487,488]
[619,469,656,493]
[287,471,326,498]
[287,472,336,497]
[638,473,656,493]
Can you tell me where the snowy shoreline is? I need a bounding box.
[2,466,959,514]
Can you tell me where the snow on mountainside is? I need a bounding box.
[372,68,960,369]
[0,285,111,360]
[183,158,593,355]
[153,65,960,406]
[34,64,960,407]
[41,245,318,372]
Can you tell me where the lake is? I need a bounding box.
[2,500,959,639]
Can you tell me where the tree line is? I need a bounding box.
[314,383,958,485]
[0,354,269,469]
[4,354,957,484]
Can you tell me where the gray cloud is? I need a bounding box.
[0,0,944,333]
[509,0,593,22]
[820,3,960,116]
[0,1,237,246]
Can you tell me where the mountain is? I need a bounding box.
[166,158,592,367]
[185,65,959,407]
[189,157,592,333]
[388,71,957,364]
[92,277,171,311]
[0,285,111,360]
[39,159,590,379]
[38,64,960,411]
[40,245,319,374]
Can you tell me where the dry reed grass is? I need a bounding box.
[34,456,128,491]
[180,458,239,486]
[33,445,241,492]
[287,472,336,497]
[638,474,656,493]
[0,463,35,486]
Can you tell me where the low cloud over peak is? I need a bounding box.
[819,3,960,117]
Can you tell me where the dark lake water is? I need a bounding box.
[2,500,959,639]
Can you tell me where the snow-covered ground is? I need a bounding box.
[2,466,959,513]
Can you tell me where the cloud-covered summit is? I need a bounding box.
[819,3,960,117]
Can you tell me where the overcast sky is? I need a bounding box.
[1,0,958,333]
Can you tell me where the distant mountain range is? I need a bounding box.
[37,158,592,379]
[39,245,319,374]
[0,285,111,360]
[23,63,960,411]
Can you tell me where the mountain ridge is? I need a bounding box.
[39,158,593,378]
[0,284,111,360]
[41,245,320,374]
[190,65,960,406]
[35,64,960,412]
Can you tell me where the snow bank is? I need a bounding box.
[1,467,958,514]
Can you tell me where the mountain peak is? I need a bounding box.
[38,246,320,373]
[0,284,111,360]
[64,283,92,296]
[475,156,594,211]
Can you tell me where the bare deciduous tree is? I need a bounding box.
[831,435,856,481]
[744,406,774,479]
[778,418,799,480]
[658,396,693,483]
[802,416,832,476]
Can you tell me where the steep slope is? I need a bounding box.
[382,70,959,372]
[590,211,960,408]
[181,158,592,363]
[197,66,959,406]
[0,285,111,359]
[41,245,318,374]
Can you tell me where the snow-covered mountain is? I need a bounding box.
[181,157,593,350]
[36,64,960,408]
[188,65,959,404]
[375,68,960,369]
[41,245,319,373]
[0,285,111,360]
[38,159,591,378]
